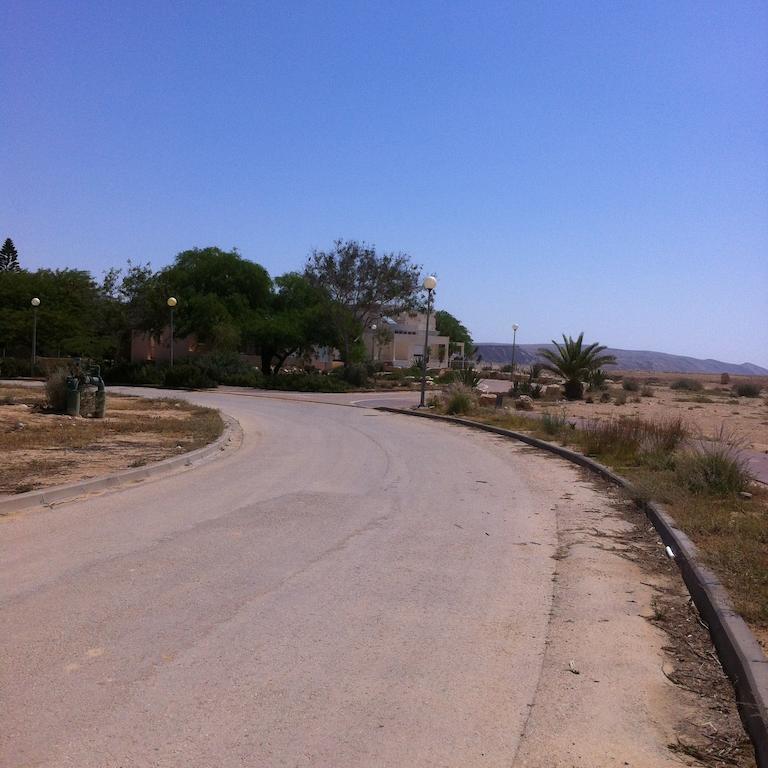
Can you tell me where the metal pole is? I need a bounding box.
[31,308,37,374]
[169,308,174,368]
[419,289,433,407]
[511,327,517,376]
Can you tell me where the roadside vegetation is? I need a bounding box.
[429,380,768,637]
[0,384,223,495]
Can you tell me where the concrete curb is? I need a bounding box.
[377,406,768,767]
[0,414,241,516]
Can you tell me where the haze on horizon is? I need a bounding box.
[3,1,766,367]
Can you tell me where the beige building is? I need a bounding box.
[365,312,454,369]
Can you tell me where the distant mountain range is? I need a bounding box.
[474,344,768,376]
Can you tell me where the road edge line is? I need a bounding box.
[376,406,768,767]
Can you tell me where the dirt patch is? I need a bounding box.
[0,385,223,495]
[537,379,768,455]
[599,488,755,766]
[510,453,756,767]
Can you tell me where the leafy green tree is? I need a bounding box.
[0,238,20,272]
[305,240,422,365]
[149,248,272,350]
[254,272,337,375]
[538,333,616,400]
[0,268,117,359]
[435,310,475,358]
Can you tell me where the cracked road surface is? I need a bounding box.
[1,392,693,766]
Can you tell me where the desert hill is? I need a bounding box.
[473,344,768,376]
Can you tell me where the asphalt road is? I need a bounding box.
[1,391,687,766]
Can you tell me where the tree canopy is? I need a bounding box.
[152,247,272,350]
[305,240,422,364]
[435,310,475,358]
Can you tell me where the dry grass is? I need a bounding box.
[0,385,223,495]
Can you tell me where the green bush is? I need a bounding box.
[445,384,476,415]
[622,378,640,392]
[0,357,35,378]
[195,351,256,382]
[163,365,217,389]
[257,374,350,393]
[219,371,264,387]
[540,410,568,435]
[732,382,761,398]
[453,367,481,388]
[670,378,703,392]
[101,362,165,386]
[518,380,543,399]
[675,443,753,496]
[332,364,370,387]
[577,416,687,464]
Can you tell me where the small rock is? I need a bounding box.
[739,491,753,500]
[514,395,534,411]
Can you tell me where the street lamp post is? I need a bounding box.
[31,298,40,374]
[419,275,438,408]
[370,323,377,361]
[510,322,519,375]
[167,297,177,367]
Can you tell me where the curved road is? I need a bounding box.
[1,390,690,766]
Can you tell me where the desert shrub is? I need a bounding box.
[622,378,640,392]
[614,390,627,405]
[670,378,703,392]
[541,409,568,436]
[586,368,608,391]
[577,416,687,464]
[675,442,753,496]
[45,368,69,412]
[445,384,476,415]
[454,367,481,388]
[732,382,761,398]
[541,386,562,401]
[599,391,611,403]
[518,380,542,399]
[163,365,217,389]
[641,385,655,397]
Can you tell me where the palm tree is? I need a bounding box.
[538,333,616,400]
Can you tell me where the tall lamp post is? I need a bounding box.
[419,275,438,407]
[167,297,177,367]
[370,323,377,361]
[510,323,519,378]
[31,297,41,374]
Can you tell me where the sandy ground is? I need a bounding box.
[479,377,768,453]
[0,384,221,495]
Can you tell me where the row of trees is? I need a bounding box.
[0,241,475,374]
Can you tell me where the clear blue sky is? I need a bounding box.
[3,1,767,366]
